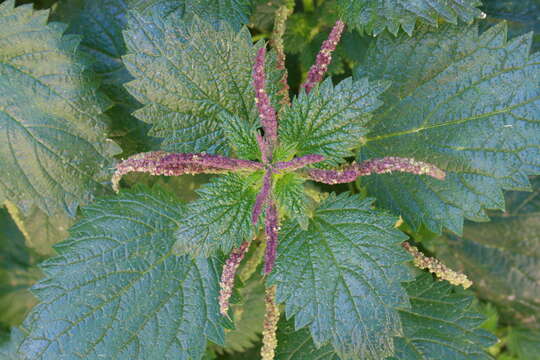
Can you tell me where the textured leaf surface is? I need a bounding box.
[389,274,496,360]
[507,327,540,359]
[0,328,25,360]
[123,11,282,155]
[337,0,484,36]
[279,77,389,167]
[0,1,120,215]
[51,0,154,155]
[20,186,228,360]
[268,192,411,359]
[274,173,309,229]
[174,174,257,256]
[357,23,540,235]
[437,177,540,328]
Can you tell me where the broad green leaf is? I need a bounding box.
[219,111,260,160]
[337,0,485,36]
[507,327,540,359]
[389,274,496,360]
[51,0,155,156]
[274,172,309,229]
[268,192,411,359]
[20,186,229,360]
[174,174,258,256]
[0,1,120,215]
[357,23,540,235]
[481,0,540,52]
[0,328,25,360]
[436,177,540,327]
[279,77,389,167]
[275,317,340,360]
[123,11,282,156]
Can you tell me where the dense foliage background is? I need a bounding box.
[0,0,539,359]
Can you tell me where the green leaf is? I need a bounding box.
[20,186,229,360]
[337,0,485,36]
[436,177,540,327]
[219,111,260,160]
[51,0,156,156]
[507,327,540,359]
[357,23,540,235]
[174,174,258,257]
[390,274,496,360]
[123,11,282,155]
[279,77,389,167]
[268,192,411,359]
[0,1,121,215]
[274,172,309,229]
[0,328,25,360]
[275,317,340,360]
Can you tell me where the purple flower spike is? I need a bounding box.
[252,170,273,224]
[305,167,360,184]
[302,20,345,94]
[112,151,263,192]
[263,200,279,275]
[306,157,445,184]
[253,47,278,147]
[356,157,446,180]
[274,154,325,171]
[257,133,269,163]
[219,241,251,317]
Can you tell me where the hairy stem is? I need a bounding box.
[252,170,273,225]
[264,200,279,275]
[403,242,472,289]
[253,47,279,147]
[219,241,251,316]
[302,20,345,94]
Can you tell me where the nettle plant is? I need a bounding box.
[1,0,539,359]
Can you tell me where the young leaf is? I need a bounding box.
[20,186,229,360]
[274,172,309,229]
[0,1,120,216]
[174,174,258,256]
[337,0,485,36]
[357,23,540,235]
[279,77,389,167]
[123,10,282,156]
[267,192,412,359]
[389,274,496,360]
[436,178,540,327]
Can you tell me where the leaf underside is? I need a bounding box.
[268,192,411,359]
[123,10,282,157]
[19,186,228,360]
[0,1,120,216]
[337,0,484,36]
[437,177,540,328]
[358,22,540,235]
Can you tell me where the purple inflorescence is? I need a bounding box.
[305,156,446,184]
[263,200,279,275]
[253,47,279,147]
[219,241,251,316]
[112,151,263,192]
[252,170,273,224]
[274,154,325,171]
[257,133,270,163]
[302,20,346,94]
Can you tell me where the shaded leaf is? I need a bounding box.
[357,23,540,235]
[0,0,120,216]
[337,0,484,36]
[436,177,540,328]
[279,77,389,167]
[268,192,411,359]
[20,186,228,360]
[506,327,540,359]
[174,174,258,256]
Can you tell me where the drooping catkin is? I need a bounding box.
[261,285,279,360]
[403,242,472,289]
[218,241,251,316]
